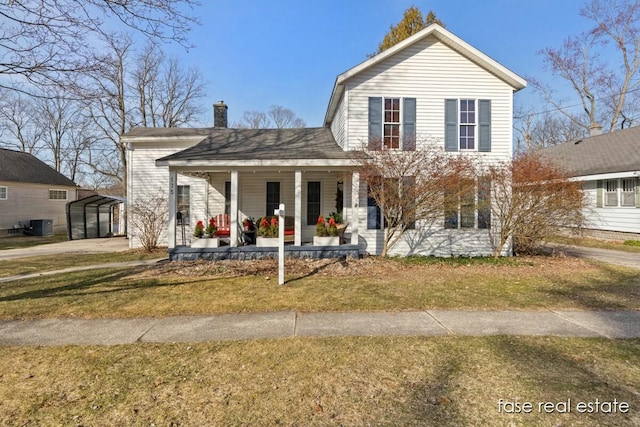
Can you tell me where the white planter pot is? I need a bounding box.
[313,236,340,246]
[191,237,220,248]
[256,237,279,247]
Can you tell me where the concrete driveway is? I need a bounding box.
[0,237,130,260]
[545,243,640,270]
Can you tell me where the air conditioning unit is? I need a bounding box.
[30,219,54,236]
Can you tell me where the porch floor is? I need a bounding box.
[168,244,362,261]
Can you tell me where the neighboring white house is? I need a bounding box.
[0,148,78,235]
[538,127,640,241]
[124,24,526,257]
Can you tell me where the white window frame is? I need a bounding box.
[604,180,618,207]
[0,186,6,200]
[49,189,68,200]
[383,97,401,150]
[621,178,636,207]
[459,99,476,151]
[177,185,191,225]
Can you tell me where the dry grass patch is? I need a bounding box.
[0,337,638,426]
[0,256,638,320]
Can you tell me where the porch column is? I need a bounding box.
[168,169,177,248]
[351,170,359,245]
[230,169,239,247]
[294,170,302,246]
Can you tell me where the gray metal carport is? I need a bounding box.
[66,195,125,240]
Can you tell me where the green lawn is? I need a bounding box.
[549,235,640,253]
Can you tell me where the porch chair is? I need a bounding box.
[213,213,231,238]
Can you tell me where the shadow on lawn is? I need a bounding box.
[285,258,350,284]
[404,354,464,426]
[543,263,640,310]
[487,336,640,424]
[0,266,179,302]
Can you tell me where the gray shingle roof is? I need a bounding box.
[0,148,77,186]
[156,127,354,162]
[538,127,640,177]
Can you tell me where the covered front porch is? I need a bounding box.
[155,127,364,259]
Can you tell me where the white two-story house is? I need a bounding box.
[124,24,526,258]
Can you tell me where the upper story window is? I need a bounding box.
[459,99,476,150]
[383,98,401,149]
[368,97,416,151]
[445,99,491,152]
[0,186,6,200]
[49,189,67,200]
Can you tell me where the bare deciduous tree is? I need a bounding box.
[233,105,306,129]
[0,0,199,94]
[514,108,585,153]
[0,91,43,154]
[129,194,168,251]
[531,0,640,133]
[357,138,476,257]
[86,36,205,195]
[486,154,586,257]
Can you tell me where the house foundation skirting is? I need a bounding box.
[168,244,362,261]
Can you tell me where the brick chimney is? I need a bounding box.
[214,100,228,128]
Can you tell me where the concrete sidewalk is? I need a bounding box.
[1,310,639,346]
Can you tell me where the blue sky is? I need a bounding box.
[165,0,590,127]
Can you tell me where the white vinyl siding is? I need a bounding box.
[344,36,513,164]
[127,144,208,248]
[330,92,347,149]
[585,179,640,234]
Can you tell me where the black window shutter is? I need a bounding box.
[403,98,416,151]
[444,99,458,152]
[478,99,491,152]
[368,97,382,150]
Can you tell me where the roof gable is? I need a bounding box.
[324,23,527,125]
[538,126,640,177]
[0,148,77,187]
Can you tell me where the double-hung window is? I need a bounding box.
[604,180,618,207]
[445,98,491,152]
[383,98,401,149]
[368,97,416,151]
[459,99,476,150]
[444,178,491,229]
[599,178,638,208]
[0,186,6,200]
[621,178,636,207]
